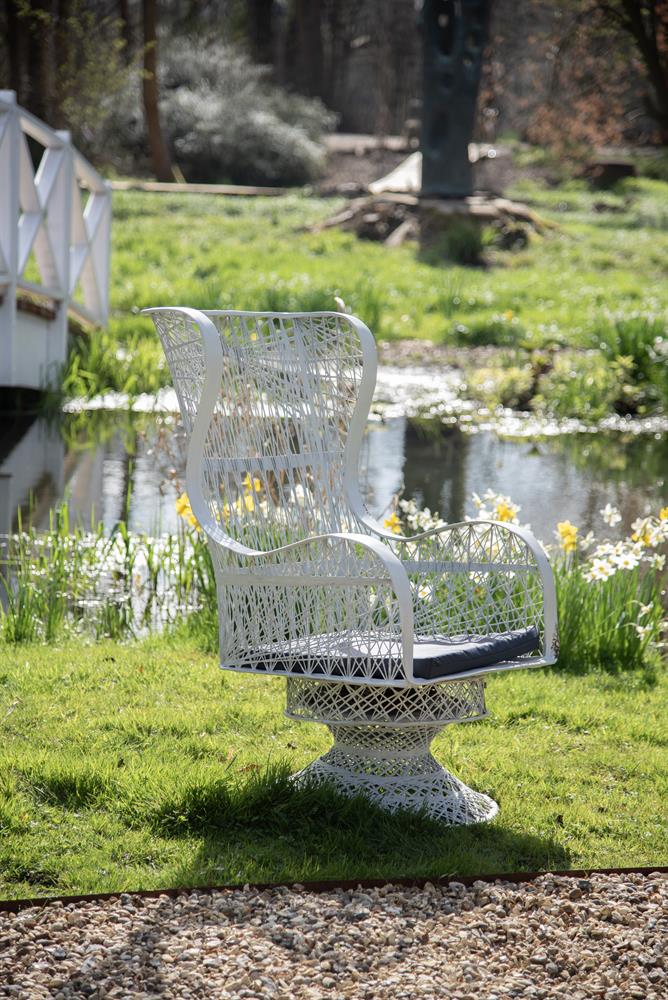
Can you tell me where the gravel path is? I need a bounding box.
[1,873,666,999]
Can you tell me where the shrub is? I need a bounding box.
[591,312,668,409]
[636,152,668,184]
[96,38,336,185]
[465,363,534,409]
[532,350,627,421]
[420,219,489,266]
[450,312,527,347]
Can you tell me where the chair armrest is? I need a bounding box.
[361,515,558,662]
[198,524,417,683]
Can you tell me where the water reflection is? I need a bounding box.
[361,418,667,536]
[0,418,64,536]
[1,409,666,543]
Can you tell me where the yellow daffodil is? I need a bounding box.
[223,494,256,519]
[660,506,668,521]
[557,520,578,553]
[494,500,515,523]
[175,492,200,531]
[502,309,514,320]
[384,512,402,535]
[242,473,262,495]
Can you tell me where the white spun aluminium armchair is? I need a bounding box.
[148,307,558,824]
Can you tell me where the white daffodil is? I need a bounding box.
[417,582,436,603]
[611,549,640,570]
[584,558,616,582]
[579,530,596,552]
[600,503,622,527]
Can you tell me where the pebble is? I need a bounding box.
[0,874,666,998]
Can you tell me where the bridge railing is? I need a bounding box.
[0,90,111,388]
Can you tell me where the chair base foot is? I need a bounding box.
[292,723,498,826]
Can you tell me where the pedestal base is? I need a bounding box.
[286,678,498,825]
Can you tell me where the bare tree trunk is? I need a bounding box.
[118,0,133,63]
[295,0,323,97]
[617,0,668,139]
[273,0,288,86]
[5,0,23,98]
[26,0,53,123]
[54,0,71,128]
[248,0,274,67]
[142,0,174,182]
[5,0,24,101]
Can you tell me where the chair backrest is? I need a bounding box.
[150,308,377,552]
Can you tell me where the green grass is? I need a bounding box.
[0,637,665,899]
[63,177,668,418]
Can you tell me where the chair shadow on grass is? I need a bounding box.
[156,762,570,888]
[54,771,567,999]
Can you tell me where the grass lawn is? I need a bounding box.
[63,177,668,420]
[1,637,665,900]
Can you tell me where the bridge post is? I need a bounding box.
[0,91,20,388]
[0,90,111,393]
[49,130,73,379]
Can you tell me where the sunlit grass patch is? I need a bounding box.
[59,179,668,419]
[0,638,666,898]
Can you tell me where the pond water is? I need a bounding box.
[2,389,666,545]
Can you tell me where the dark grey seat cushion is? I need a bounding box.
[412,626,541,679]
[248,626,541,680]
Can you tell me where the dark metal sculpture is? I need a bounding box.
[420,0,490,198]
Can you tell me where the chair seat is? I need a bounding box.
[242,626,540,680]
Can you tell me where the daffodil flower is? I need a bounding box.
[612,550,640,570]
[600,503,621,527]
[242,473,262,495]
[584,558,616,582]
[556,520,578,553]
[175,492,200,531]
[383,512,402,535]
[494,499,517,523]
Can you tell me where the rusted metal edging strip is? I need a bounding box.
[1,866,667,914]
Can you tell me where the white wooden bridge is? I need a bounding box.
[0,91,111,393]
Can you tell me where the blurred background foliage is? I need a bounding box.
[1,1,667,185]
